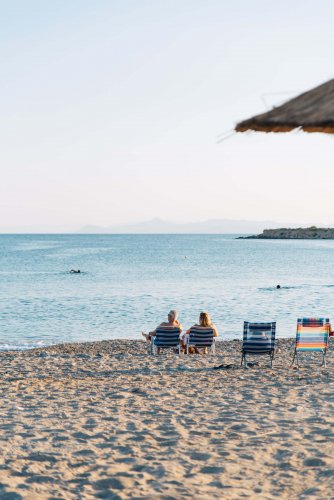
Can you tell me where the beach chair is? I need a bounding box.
[241,322,276,368]
[291,318,330,367]
[186,326,216,355]
[151,326,181,355]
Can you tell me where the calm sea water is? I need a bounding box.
[1,234,334,349]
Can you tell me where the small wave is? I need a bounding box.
[51,271,89,276]
[258,286,299,291]
[14,243,59,252]
[0,343,51,351]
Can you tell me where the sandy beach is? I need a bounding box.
[0,339,333,499]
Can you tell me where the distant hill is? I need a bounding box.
[78,218,295,234]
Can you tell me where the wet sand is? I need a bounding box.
[0,339,333,499]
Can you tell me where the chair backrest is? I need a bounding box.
[154,326,181,346]
[189,326,214,346]
[243,322,276,352]
[296,318,329,351]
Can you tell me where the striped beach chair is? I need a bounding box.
[151,326,181,355]
[291,318,330,367]
[186,326,216,355]
[241,322,276,368]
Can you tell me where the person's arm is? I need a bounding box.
[212,324,219,337]
[149,325,160,337]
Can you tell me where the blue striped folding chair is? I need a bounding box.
[151,326,181,355]
[241,322,276,368]
[291,318,330,367]
[187,326,216,355]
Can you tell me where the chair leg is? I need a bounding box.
[211,341,216,355]
[240,353,244,367]
[295,351,300,368]
[322,351,327,367]
[270,352,273,368]
[290,348,297,368]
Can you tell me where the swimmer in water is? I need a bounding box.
[70,269,81,273]
[276,285,281,289]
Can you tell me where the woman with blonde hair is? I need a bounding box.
[182,312,218,354]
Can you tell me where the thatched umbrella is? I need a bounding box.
[235,79,334,134]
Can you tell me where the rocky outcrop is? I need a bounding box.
[240,226,334,239]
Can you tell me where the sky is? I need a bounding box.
[1,0,334,231]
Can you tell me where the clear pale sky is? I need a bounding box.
[1,0,334,231]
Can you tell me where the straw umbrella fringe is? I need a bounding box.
[235,79,334,134]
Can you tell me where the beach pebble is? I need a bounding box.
[37,352,48,358]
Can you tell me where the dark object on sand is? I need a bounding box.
[246,361,259,368]
[213,364,234,370]
[235,79,334,134]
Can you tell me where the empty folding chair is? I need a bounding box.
[291,318,330,367]
[241,322,276,368]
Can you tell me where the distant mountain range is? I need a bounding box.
[1,218,327,234]
[78,218,300,234]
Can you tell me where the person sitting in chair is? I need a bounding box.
[142,310,182,343]
[182,312,218,354]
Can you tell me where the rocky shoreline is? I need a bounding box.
[239,226,334,239]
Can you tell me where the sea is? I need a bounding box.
[1,234,334,350]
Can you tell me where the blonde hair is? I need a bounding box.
[199,312,211,327]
